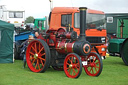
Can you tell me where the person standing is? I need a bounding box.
[20,34,35,68]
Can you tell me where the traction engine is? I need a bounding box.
[26,7,103,78]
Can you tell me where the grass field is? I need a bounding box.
[0,56,128,85]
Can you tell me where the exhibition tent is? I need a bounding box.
[0,20,14,63]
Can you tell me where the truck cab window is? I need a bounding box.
[38,21,42,27]
[61,14,72,27]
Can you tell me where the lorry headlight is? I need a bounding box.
[101,48,105,51]
[101,37,105,43]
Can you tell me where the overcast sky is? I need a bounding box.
[0,0,128,18]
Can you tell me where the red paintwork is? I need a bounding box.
[65,32,72,39]
[55,40,75,54]
[37,28,75,54]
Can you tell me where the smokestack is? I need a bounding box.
[73,7,91,56]
[79,7,87,41]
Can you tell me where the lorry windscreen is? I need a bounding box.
[74,12,106,29]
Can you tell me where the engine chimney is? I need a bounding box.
[73,7,91,56]
[79,7,87,41]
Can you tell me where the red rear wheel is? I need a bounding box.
[64,53,82,78]
[26,39,51,73]
[84,52,103,76]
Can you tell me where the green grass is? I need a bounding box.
[0,56,128,85]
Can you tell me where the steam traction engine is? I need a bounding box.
[26,7,103,78]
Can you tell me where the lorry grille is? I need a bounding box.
[86,37,106,44]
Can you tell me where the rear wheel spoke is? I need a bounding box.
[37,59,40,70]
[66,63,70,65]
[66,67,69,70]
[30,56,34,60]
[40,53,45,57]
[38,47,44,54]
[35,60,38,69]
[40,59,44,67]
[32,59,35,65]
[31,46,37,54]
[34,43,37,53]
[38,57,45,61]
[29,52,35,56]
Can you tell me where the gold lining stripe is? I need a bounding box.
[80,9,87,11]
[65,43,67,52]
[72,43,74,52]
[57,42,60,49]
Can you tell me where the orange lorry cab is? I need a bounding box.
[49,7,107,57]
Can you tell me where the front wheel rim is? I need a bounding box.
[64,53,82,78]
[84,52,103,76]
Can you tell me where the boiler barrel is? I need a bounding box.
[55,41,91,56]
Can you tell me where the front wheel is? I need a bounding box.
[64,53,82,78]
[84,52,103,76]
